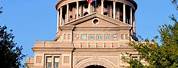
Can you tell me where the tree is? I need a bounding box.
[172,0,178,10]
[0,26,25,68]
[127,0,178,68]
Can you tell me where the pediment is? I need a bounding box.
[65,13,130,28]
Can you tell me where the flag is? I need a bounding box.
[87,0,93,4]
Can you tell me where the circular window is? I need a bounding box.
[93,19,99,24]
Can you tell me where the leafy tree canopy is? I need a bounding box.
[127,0,178,68]
[0,26,25,68]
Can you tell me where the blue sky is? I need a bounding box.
[0,0,177,59]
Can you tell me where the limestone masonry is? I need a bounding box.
[26,0,142,68]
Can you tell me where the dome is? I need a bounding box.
[56,0,137,10]
[56,0,137,32]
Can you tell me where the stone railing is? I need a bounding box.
[73,41,130,48]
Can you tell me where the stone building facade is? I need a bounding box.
[26,0,140,68]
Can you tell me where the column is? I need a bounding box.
[123,4,126,23]
[60,8,62,26]
[76,1,79,19]
[133,18,136,33]
[57,11,59,31]
[101,0,104,14]
[88,3,91,14]
[66,4,69,22]
[113,1,116,19]
[130,7,133,24]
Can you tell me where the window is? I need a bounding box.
[81,34,87,40]
[112,34,118,40]
[68,34,71,39]
[93,19,99,24]
[36,56,42,63]
[46,56,60,68]
[105,34,110,40]
[84,4,88,8]
[121,34,124,39]
[63,34,66,39]
[121,34,129,40]
[54,57,59,68]
[104,12,108,15]
[96,34,103,40]
[88,34,95,40]
[46,56,52,68]
[84,12,88,16]
[125,34,129,40]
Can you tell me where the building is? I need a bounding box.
[26,0,139,68]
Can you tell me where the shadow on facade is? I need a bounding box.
[85,65,106,68]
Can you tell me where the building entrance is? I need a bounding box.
[85,65,106,68]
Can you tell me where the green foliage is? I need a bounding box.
[172,0,178,10]
[129,22,178,68]
[129,59,145,68]
[0,26,25,68]
[127,0,178,68]
[122,54,145,68]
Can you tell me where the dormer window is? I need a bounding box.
[84,12,88,16]
[104,12,108,15]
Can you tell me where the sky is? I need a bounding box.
[0,0,177,61]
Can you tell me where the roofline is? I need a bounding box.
[55,0,137,11]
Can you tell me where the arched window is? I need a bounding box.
[84,12,88,16]
[85,65,106,68]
